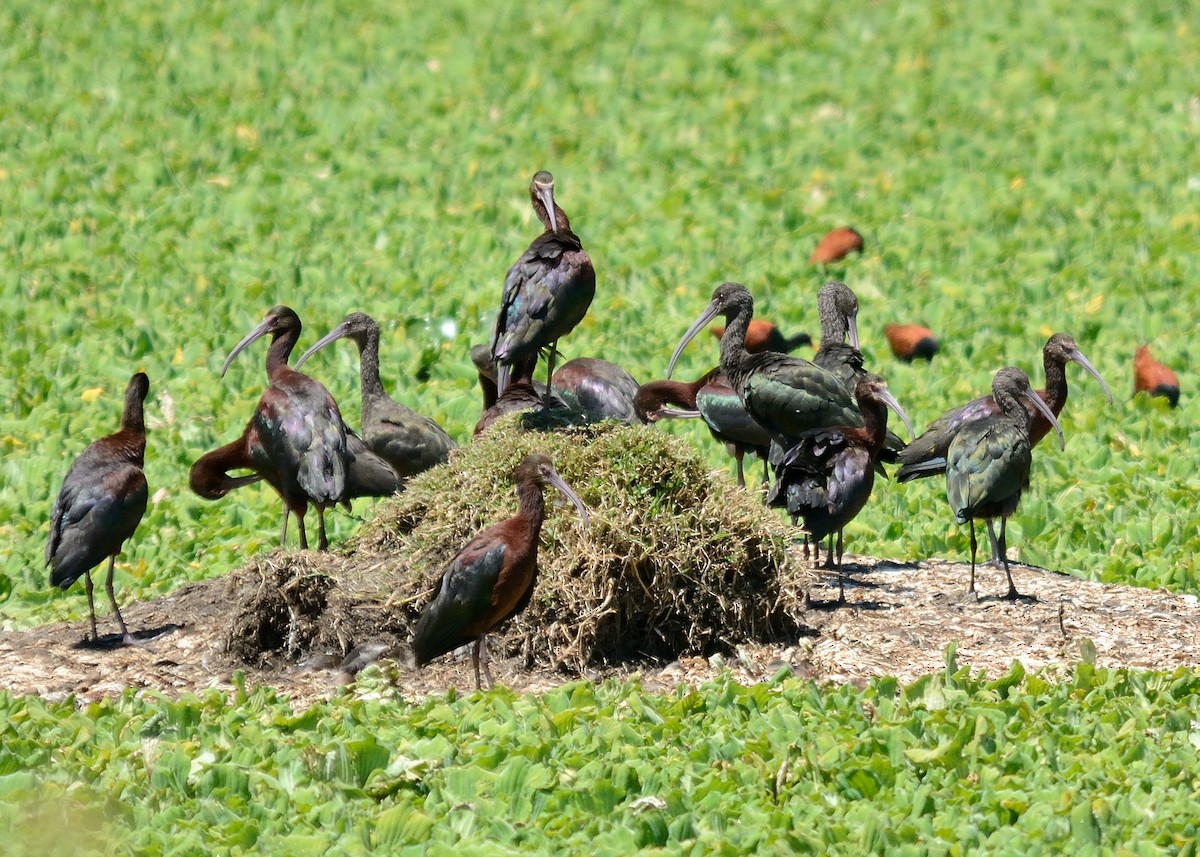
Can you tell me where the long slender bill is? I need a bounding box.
[1069,348,1114,405]
[658,407,703,420]
[1023,389,1066,449]
[545,468,589,526]
[667,301,721,379]
[537,183,558,233]
[877,387,915,441]
[220,318,274,377]
[847,313,861,351]
[295,322,351,369]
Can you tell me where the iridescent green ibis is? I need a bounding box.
[809,227,864,265]
[946,367,1065,599]
[1133,345,1179,407]
[551,357,641,424]
[768,373,913,603]
[190,430,400,503]
[46,372,149,646]
[886,323,940,363]
[667,283,861,446]
[295,312,456,478]
[635,369,773,488]
[221,305,348,551]
[411,453,588,689]
[711,319,812,354]
[897,333,1110,484]
[491,171,595,403]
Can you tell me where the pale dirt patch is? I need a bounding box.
[3,549,1196,708]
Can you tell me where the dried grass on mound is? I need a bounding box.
[224,417,808,672]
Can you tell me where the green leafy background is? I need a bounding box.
[1,0,1198,849]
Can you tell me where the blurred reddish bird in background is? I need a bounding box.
[885,323,940,363]
[1133,345,1179,408]
[809,227,864,265]
[711,319,812,354]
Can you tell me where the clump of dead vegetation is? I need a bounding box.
[224,417,808,672]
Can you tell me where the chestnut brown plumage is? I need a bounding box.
[711,319,812,354]
[411,454,588,689]
[46,372,149,646]
[809,227,864,265]
[885,323,940,363]
[1133,345,1179,407]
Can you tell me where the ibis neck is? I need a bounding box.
[717,302,755,391]
[817,291,849,348]
[1041,351,1068,412]
[515,478,547,540]
[857,398,889,452]
[266,330,299,379]
[122,390,146,435]
[356,327,388,401]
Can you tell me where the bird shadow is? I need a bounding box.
[72,624,182,651]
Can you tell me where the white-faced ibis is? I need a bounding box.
[191,430,400,503]
[711,319,812,354]
[812,281,863,393]
[221,305,348,551]
[809,227,864,265]
[1133,345,1179,407]
[668,283,862,446]
[46,372,149,646]
[897,332,1110,484]
[947,366,1065,600]
[551,357,641,424]
[491,171,596,403]
[635,369,773,488]
[295,312,456,477]
[886,323,940,363]
[768,373,913,603]
[411,453,588,689]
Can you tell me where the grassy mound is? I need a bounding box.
[224,417,807,671]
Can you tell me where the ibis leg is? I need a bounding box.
[999,517,1021,600]
[836,529,846,605]
[734,449,746,489]
[104,555,144,647]
[986,519,1005,565]
[543,342,558,407]
[280,509,290,548]
[83,569,99,642]
[471,638,483,690]
[967,521,978,594]
[824,537,835,570]
[317,508,329,551]
[296,513,308,551]
[480,635,495,689]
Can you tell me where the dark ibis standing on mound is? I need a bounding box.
[46,372,150,646]
[886,323,940,363]
[635,369,773,488]
[946,366,1065,600]
[768,373,913,603]
[491,171,595,402]
[1133,345,1180,407]
[295,312,456,478]
[190,430,400,503]
[809,227,864,266]
[551,357,641,424]
[221,305,348,551]
[411,453,588,689]
[896,332,1110,482]
[668,283,862,446]
[711,319,812,354]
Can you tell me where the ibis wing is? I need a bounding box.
[411,541,508,665]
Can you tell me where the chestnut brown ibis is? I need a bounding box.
[635,369,773,488]
[411,453,588,689]
[472,346,576,436]
[886,323,940,363]
[295,312,456,477]
[809,227,864,265]
[897,332,1109,484]
[1133,345,1179,407]
[711,319,812,354]
[768,374,913,603]
[551,357,641,424]
[221,305,348,551]
[668,283,862,447]
[947,367,1065,599]
[491,171,595,403]
[46,372,149,646]
[191,430,400,503]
